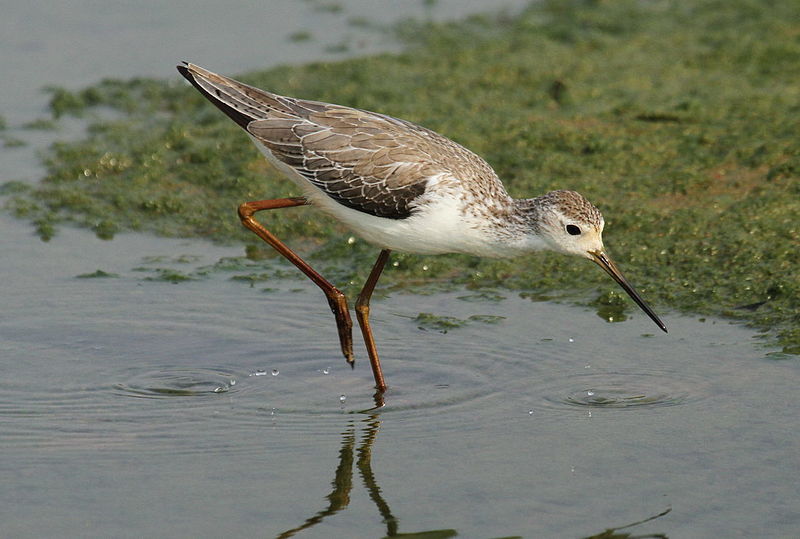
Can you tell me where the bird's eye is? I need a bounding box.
[566,224,582,236]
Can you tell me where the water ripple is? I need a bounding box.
[113,366,241,398]
[533,370,712,411]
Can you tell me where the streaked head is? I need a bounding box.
[533,190,606,259]
[534,190,667,333]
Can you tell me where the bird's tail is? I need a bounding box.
[177,62,275,129]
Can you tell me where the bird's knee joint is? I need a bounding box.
[327,292,348,312]
[238,202,254,221]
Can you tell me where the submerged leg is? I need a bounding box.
[238,197,354,365]
[355,249,391,392]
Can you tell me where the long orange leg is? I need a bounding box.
[355,249,391,392]
[238,197,354,365]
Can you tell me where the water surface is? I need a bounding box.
[2,1,798,537]
[3,216,798,537]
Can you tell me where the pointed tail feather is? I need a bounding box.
[177,62,274,129]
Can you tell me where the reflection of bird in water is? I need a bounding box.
[274,409,669,538]
[179,63,666,394]
[276,414,456,539]
[580,507,671,539]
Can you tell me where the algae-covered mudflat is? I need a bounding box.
[5,0,799,351]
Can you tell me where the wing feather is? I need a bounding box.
[179,62,504,219]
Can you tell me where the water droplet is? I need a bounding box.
[322,368,330,375]
[339,394,346,404]
[271,369,279,376]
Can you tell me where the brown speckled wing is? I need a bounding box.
[179,62,501,219]
[247,106,441,219]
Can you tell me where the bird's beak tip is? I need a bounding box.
[589,250,667,334]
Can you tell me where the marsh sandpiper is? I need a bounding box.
[178,62,667,393]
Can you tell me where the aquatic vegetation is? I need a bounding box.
[288,31,312,43]
[23,118,58,130]
[75,269,120,279]
[2,137,26,148]
[138,268,197,283]
[3,0,799,351]
[413,312,504,333]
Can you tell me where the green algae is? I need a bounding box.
[3,0,799,352]
[414,312,507,333]
[2,136,26,148]
[457,291,507,303]
[414,312,469,333]
[76,269,119,279]
[137,268,196,283]
[0,181,30,196]
[288,31,313,43]
[591,290,631,324]
[23,118,58,130]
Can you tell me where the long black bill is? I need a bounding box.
[590,251,667,333]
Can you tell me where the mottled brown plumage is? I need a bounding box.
[179,62,502,219]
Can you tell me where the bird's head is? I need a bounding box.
[533,190,667,333]
[533,189,606,260]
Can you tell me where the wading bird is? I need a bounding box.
[178,62,667,393]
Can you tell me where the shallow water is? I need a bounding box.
[2,1,799,537]
[3,216,798,537]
